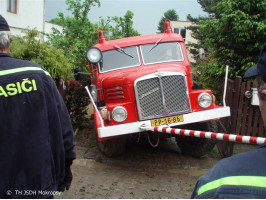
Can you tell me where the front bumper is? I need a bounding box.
[98,106,230,138]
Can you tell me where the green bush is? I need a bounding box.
[65,79,90,129]
[9,29,91,129]
[192,54,227,102]
[10,29,74,80]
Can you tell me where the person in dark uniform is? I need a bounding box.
[0,15,76,198]
[191,43,266,199]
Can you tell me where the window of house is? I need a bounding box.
[7,0,17,14]
[174,28,186,43]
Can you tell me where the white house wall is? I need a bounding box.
[0,0,45,36]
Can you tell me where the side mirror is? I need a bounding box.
[199,48,206,60]
[74,68,82,81]
[73,68,92,86]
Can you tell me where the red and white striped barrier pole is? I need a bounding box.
[142,126,266,145]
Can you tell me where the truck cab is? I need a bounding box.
[85,20,230,157]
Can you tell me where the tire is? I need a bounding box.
[176,121,217,158]
[98,136,127,157]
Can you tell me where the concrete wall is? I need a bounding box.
[45,21,63,34]
[44,21,63,40]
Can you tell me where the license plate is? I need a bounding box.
[151,115,184,127]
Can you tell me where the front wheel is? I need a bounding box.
[176,121,217,158]
[98,136,127,157]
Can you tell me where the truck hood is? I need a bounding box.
[101,63,189,89]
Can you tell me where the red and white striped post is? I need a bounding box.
[142,126,266,145]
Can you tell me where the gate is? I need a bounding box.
[217,76,266,157]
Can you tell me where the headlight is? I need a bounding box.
[112,106,127,122]
[198,93,212,108]
[85,47,102,64]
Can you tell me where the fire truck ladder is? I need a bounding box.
[140,126,266,145]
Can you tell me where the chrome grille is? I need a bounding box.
[136,78,164,118]
[162,76,190,114]
[135,73,191,120]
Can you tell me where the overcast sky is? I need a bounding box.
[45,0,207,35]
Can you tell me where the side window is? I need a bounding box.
[174,28,186,43]
[7,0,17,14]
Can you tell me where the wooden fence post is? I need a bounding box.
[216,76,242,157]
[229,76,242,133]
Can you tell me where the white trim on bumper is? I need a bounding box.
[98,106,230,138]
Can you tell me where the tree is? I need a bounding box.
[157,9,179,33]
[197,0,219,17]
[186,0,220,55]
[100,11,140,39]
[49,16,65,26]
[47,0,101,71]
[188,0,266,100]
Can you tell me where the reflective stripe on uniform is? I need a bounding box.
[198,176,266,196]
[0,66,51,77]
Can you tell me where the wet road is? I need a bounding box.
[56,135,222,199]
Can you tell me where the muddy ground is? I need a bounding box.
[56,127,256,199]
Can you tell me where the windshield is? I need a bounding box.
[101,46,140,73]
[140,42,184,65]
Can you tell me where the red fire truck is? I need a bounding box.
[83,20,230,157]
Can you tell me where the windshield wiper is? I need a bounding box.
[113,45,134,58]
[146,38,163,54]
